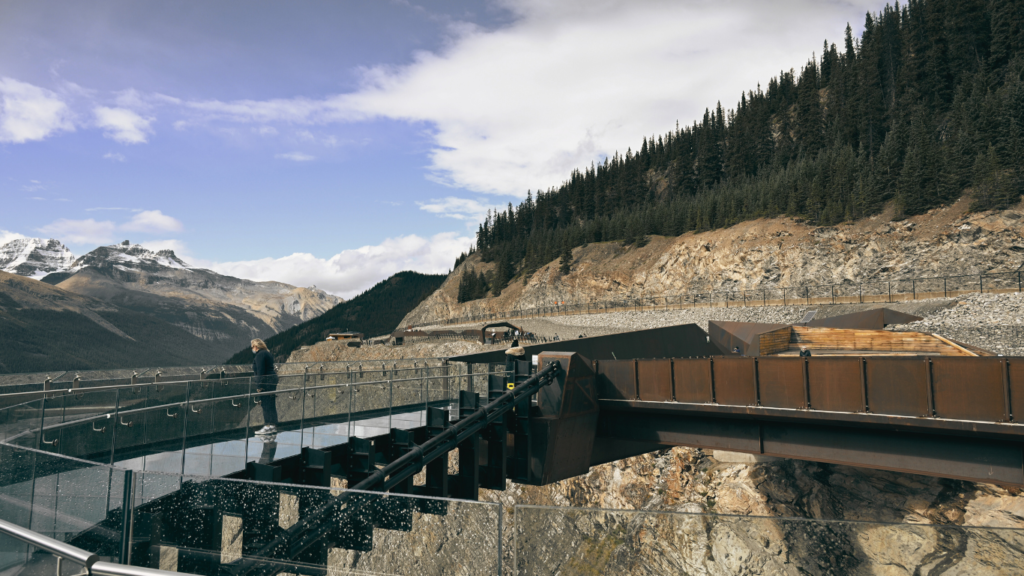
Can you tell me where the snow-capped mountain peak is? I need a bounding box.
[0,238,76,279]
[71,240,192,271]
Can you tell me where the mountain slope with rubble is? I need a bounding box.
[402,199,1024,328]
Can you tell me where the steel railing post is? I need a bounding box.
[119,469,135,565]
[109,388,121,465]
[300,367,308,448]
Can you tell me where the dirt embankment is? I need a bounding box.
[401,199,1024,328]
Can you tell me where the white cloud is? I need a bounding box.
[164,0,880,198]
[93,106,153,144]
[0,77,75,143]
[36,210,182,245]
[120,210,183,233]
[22,180,45,192]
[37,218,118,245]
[339,0,884,196]
[103,152,126,162]
[203,232,472,298]
[275,151,316,162]
[0,230,27,246]
[417,197,497,221]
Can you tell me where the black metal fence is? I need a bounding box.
[427,271,1024,327]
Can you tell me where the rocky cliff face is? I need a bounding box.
[402,199,1024,328]
[480,448,1024,575]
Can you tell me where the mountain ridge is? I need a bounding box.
[226,271,445,364]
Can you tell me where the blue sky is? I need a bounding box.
[0,0,883,298]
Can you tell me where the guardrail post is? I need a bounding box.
[912,279,916,300]
[944,278,947,298]
[119,469,135,565]
[73,375,80,390]
[861,358,869,413]
[980,274,983,294]
[888,282,892,303]
[783,287,786,306]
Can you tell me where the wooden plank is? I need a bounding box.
[787,327,969,356]
[930,334,978,357]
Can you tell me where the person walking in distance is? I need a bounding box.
[251,338,279,435]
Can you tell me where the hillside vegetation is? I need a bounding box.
[457,0,1024,301]
[225,271,445,364]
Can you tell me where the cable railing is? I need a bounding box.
[426,271,1024,327]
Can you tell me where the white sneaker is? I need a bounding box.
[255,425,277,435]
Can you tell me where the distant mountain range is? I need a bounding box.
[0,238,343,374]
[226,271,445,365]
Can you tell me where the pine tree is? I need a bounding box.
[559,243,572,275]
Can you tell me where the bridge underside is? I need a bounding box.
[595,401,1024,485]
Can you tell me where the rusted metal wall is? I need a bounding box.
[620,356,1024,424]
[595,360,637,401]
[636,359,673,402]
[673,359,713,403]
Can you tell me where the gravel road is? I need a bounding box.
[420,292,1024,355]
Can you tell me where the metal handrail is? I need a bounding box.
[0,517,97,568]
[0,517,200,576]
[0,365,459,402]
[8,368,508,443]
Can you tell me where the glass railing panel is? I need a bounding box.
[348,384,391,439]
[303,378,350,427]
[58,386,120,426]
[427,367,457,411]
[512,505,1024,575]
[110,388,188,472]
[180,398,251,478]
[0,446,128,564]
[0,399,43,447]
[272,374,305,429]
[392,377,424,410]
[128,475,502,576]
[350,380,389,414]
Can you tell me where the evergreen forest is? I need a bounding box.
[457,0,1024,303]
[226,271,445,364]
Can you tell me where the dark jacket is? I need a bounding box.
[253,349,278,385]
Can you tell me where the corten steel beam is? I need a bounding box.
[593,355,1024,486]
[596,407,1024,486]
